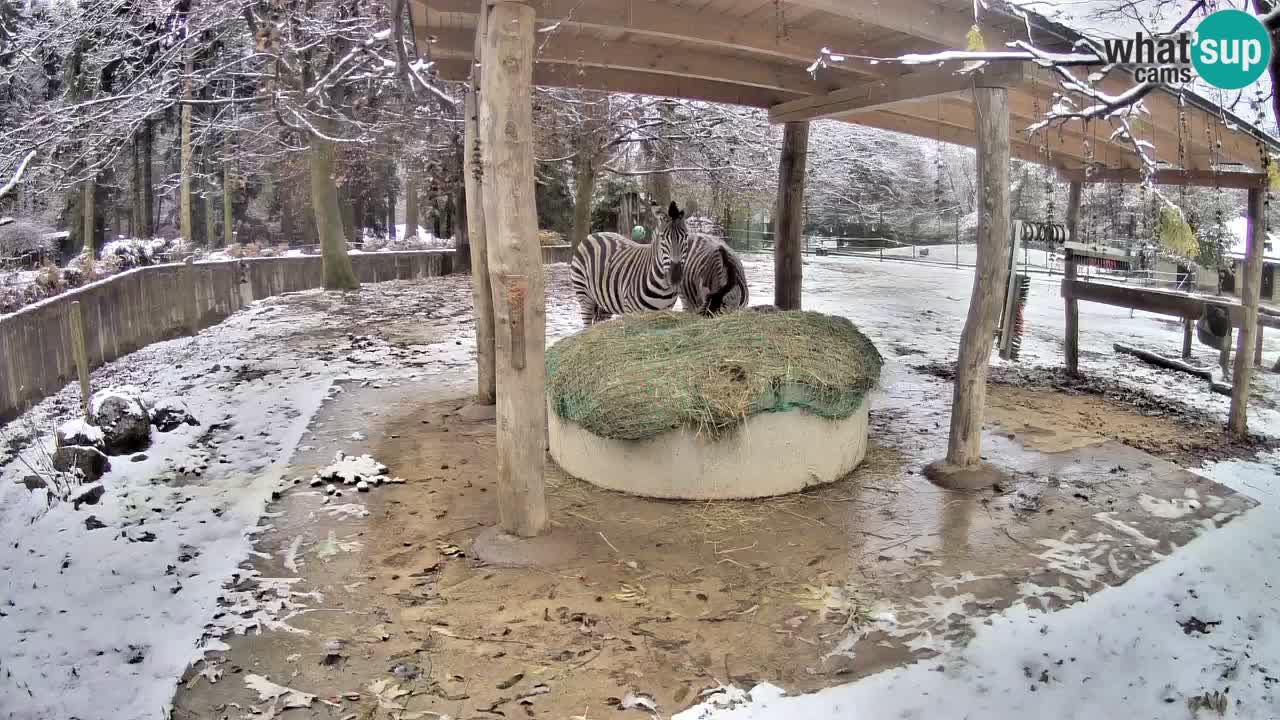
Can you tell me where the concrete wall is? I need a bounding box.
[0,246,575,425]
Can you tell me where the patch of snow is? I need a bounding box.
[311,451,387,485]
[57,418,103,444]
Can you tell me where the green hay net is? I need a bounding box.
[546,310,884,441]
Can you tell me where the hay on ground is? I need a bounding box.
[546,310,883,441]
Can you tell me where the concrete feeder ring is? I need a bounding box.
[545,310,883,500]
[548,399,870,500]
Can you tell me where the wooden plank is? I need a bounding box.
[1064,181,1081,376]
[770,63,1024,124]
[774,121,809,310]
[1182,318,1193,359]
[1230,187,1265,437]
[1056,167,1268,189]
[432,28,833,95]
[1062,279,1204,319]
[783,0,972,47]
[944,79,1011,468]
[479,0,548,537]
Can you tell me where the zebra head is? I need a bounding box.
[660,201,689,285]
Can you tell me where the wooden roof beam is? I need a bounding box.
[1056,167,1267,189]
[768,63,1024,124]
[420,0,884,77]
[847,109,1080,166]
[432,58,800,108]
[429,28,835,96]
[783,0,975,48]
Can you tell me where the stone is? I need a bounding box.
[20,475,46,491]
[456,403,497,423]
[84,515,107,530]
[73,482,106,510]
[152,398,199,432]
[92,391,152,455]
[53,446,111,483]
[131,453,148,462]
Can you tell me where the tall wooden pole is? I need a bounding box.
[465,79,496,404]
[480,0,547,537]
[932,77,1011,482]
[774,121,809,310]
[1063,181,1082,376]
[1229,187,1265,437]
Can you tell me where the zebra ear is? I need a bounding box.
[668,201,683,220]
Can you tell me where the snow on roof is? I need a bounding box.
[1227,216,1280,262]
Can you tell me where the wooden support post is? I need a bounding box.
[1255,322,1264,365]
[69,301,90,420]
[774,120,809,310]
[1182,318,1193,359]
[465,79,496,405]
[927,75,1011,488]
[480,0,548,537]
[1063,181,1082,376]
[1229,187,1265,437]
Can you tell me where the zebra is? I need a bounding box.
[570,201,690,326]
[678,233,749,316]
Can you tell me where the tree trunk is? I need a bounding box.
[942,82,1011,470]
[139,119,154,239]
[179,60,194,246]
[223,160,234,246]
[454,183,470,271]
[479,0,547,537]
[387,185,397,240]
[464,86,495,403]
[341,191,357,245]
[205,158,217,247]
[1064,181,1082,375]
[131,134,141,237]
[571,151,595,251]
[82,179,95,260]
[1230,187,1266,437]
[774,121,809,310]
[405,175,418,240]
[309,124,360,291]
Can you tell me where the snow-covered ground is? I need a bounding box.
[2,254,1279,719]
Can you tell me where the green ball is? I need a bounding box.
[631,225,647,242]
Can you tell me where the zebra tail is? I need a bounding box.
[707,245,742,314]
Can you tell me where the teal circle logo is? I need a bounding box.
[1193,9,1272,90]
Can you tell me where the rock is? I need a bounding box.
[356,480,370,492]
[457,403,497,422]
[21,475,46,491]
[73,482,106,510]
[131,453,148,462]
[152,398,199,432]
[53,446,111,483]
[324,484,337,496]
[84,515,106,530]
[91,390,152,455]
[56,419,104,450]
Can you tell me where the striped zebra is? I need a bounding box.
[571,201,690,326]
[678,234,749,316]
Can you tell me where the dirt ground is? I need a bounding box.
[171,372,1254,720]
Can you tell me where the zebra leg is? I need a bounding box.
[577,295,604,327]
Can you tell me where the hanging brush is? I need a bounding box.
[1008,274,1031,361]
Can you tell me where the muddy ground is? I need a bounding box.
[172,372,1254,720]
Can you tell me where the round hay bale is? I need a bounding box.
[546,311,883,499]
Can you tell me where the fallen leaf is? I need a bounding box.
[245,674,316,709]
